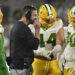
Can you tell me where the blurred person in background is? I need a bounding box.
[12,9,22,22]
[0,9,10,75]
[29,4,64,75]
[2,0,10,25]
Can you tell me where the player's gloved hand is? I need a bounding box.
[42,50,52,60]
[49,45,63,60]
[34,50,52,60]
[49,50,58,60]
[72,68,75,75]
[58,55,65,74]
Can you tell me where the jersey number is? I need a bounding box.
[66,32,75,47]
[40,33,56,47]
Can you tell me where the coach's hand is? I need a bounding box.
[34,20,40,39]
[34,19,40,30]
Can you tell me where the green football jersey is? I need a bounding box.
[0,24,10,75]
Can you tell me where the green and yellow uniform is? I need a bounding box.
[0,25,10,75]
[63,24,75,75]
[29,19,63,75]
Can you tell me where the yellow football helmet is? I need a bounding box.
[39,4,57,28]
[0,9,3,24]
[68,6,75,28]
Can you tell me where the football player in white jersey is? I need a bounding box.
[29,4,64,75]
[59,6,75,75]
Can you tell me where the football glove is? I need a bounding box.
[72,68,75,75]
[34,50,52,60]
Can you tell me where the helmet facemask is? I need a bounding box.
[40,18,56,28]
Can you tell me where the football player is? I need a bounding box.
[29,4,64,75]
[0,9,10,75]
[59,6,75,75]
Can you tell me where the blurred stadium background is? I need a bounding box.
[0,0,75,60]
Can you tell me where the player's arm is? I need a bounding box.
[0,34,2,39]
[48,26,64,61]
[51,27,64,55]
[56,27,64,45]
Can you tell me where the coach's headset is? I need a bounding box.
[25,5,36,21]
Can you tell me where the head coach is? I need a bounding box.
[10,5,40,75]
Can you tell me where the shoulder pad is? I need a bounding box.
[0,24,4,34]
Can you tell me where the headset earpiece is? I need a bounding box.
[24,5,36,21]
[25,9,31,20]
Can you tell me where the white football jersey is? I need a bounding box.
[29,19,63,51]
[63,24,75,68]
